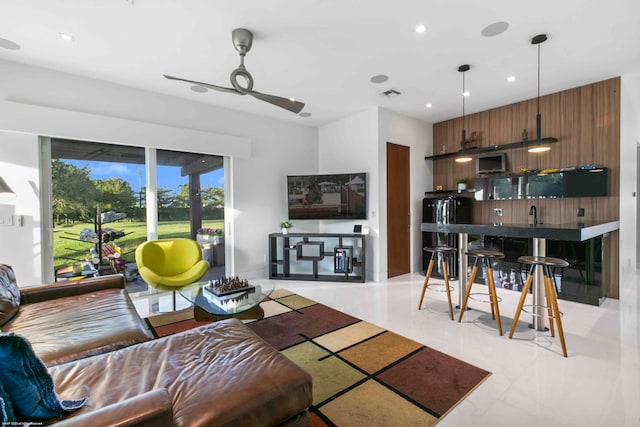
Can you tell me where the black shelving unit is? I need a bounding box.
[268,233,366,282]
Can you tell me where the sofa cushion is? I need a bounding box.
[49,319,312,427]
[3,288,154,366]
[0,333,86,421]
[0,265,20,327]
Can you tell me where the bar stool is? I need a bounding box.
[458,249,505,336]
[418,246,456,320]
[509,255,569,357]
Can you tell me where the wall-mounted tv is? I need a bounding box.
[287,173,367,220]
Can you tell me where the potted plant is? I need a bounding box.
[455,177,469,192]
[196,227,223,245]
[280,220,292,234]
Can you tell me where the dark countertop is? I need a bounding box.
[420,220,620,241]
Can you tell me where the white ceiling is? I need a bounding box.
[1,0,639,127]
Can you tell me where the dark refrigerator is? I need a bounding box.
[422,196,472,278]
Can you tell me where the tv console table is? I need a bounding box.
[268,233,366,282]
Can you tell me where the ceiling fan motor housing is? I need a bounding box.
[232,28,253,55]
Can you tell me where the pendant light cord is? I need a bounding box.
[462,71,465,119]
[537,42,541,115]
[457,64,470,152]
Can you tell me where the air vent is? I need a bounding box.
[380,89,402,98]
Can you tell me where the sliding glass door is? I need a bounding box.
[48,139,224,281]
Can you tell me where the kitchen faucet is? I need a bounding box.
[529,205,538,226]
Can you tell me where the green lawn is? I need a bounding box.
[53,220,224,269]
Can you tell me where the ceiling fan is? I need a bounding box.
[164,28,305,114]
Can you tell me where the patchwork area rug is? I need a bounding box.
[146,289,491,426]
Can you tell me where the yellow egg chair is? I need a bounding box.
[135,238,209,310]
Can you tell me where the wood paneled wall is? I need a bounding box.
[432,77,620,297]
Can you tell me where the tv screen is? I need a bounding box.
[287,173,367,220]
[476,153,506,174]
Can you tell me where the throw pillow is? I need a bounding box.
[0,333,87,421]
[0,379,16,424]
[0,265,20,327]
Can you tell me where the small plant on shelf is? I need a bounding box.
[455,177,469,191]
[280,220,292,234]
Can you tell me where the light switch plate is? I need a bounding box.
[493,208,503,217]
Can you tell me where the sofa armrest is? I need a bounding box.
[20,274,126,305]
[54,389,173,427]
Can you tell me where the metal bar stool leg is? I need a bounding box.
[418,252,436,309]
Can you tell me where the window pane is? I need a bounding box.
[51,139,146,280]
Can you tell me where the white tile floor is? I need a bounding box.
[132,270,640,426]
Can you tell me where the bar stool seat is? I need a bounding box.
[458,248,505,335]
[509,255,569,357]
[418,246,456,320]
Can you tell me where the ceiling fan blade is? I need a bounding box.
[248,90,305,114]
[163,74,239,94]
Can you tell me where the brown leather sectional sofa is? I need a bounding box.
[3,273,312,426]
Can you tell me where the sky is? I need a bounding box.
[63,160,224,193]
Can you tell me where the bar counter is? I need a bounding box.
[420,220,620,241]
[420,220,619,330]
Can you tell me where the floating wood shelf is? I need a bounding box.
[424,189,476,196]
[424,137,559,160]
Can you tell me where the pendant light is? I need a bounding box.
[455,64,473,163]
[528,34,550,153]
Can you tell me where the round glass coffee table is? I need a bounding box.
[179,279,276,321]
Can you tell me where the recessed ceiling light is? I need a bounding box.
[507,75,516,82]
[59,32,75,42]
[415,24,427,34]
[0,37,20,50]
[481,21,509,37]
[289,97,296,102]
[370,74,389,84]
[425,103,432,108]
[299,112,312,117]
[190,85,207,93]
[463,91,470,97]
